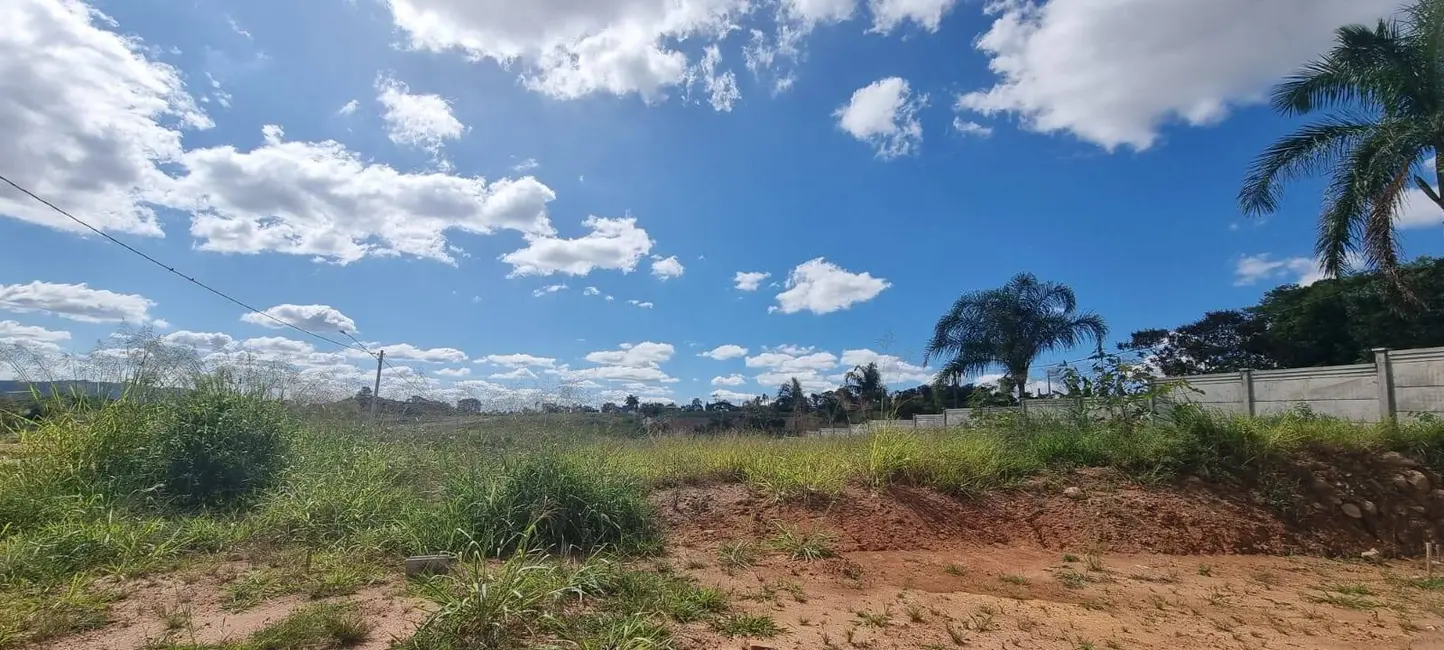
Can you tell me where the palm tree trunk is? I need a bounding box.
[1008,364,1030,403]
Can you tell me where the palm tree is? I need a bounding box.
[924,273,1107,400]
[844,362,884,417]
[1239,0,1444,279]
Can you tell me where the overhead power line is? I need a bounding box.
[0,172,371,357]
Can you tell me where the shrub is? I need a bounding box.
[419,453,659,556]
[147,386,291,508]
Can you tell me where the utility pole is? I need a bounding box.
[369,349,384,420]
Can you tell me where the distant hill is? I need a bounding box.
[0,380,131,400]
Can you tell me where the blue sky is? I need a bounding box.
[1,0,1440,406]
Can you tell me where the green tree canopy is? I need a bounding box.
[1125,257,1444,374]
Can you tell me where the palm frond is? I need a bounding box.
[1271,21,1414,116]
[1239,118,1376,215]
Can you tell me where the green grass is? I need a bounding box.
[717,540,760,570]
[770,525,836,560]
[710,613,781,638]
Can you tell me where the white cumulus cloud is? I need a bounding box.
[840,348,933,384]
[161,330,236,350]
[700,344,748,361]
[501,216,654,277]
[650,255,686,280]
[0,320,71,353]
[0,281,155,323]
[241,304,359,334]
[710,389,757,403]
[480,353,557,368]
[375,74,467,162]
[868,0,959,33]
[0,0,210,237]
[711,374,747,386]
[171,125,558,265]
[532,284,568,297]
[1232,254,1333,288]
[835,77,925,160]
[382,0,744,104]
[733,271,770,292]
[585,341,674,368]
[956,0,1402,151]
[771,258,890,315]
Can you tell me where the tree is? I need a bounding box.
[925,273,1107,399]
[624,394,640,412]
[1121,310,1277,376]
[1239,0,1444,279]
[1127,257,1444,372]
[688,398,704,411]
[844,362,884,416]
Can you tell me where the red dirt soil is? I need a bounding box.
[656,461,1444,558]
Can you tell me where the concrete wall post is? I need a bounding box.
[1374,348,1396,421]
[1240,369,1255,416]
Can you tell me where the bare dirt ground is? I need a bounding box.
[657,475,1444,649]
[669,544,1444,649]
[46,560,429,650]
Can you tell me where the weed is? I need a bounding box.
[771,525,836,561]
[1197,564,1213,577]
[999,574,1029,586]
[1062,554,1080,563]
[768,580,806,603]
[945,623,967,645]
[1307,591,1379,610]
[1084,554,1106,573]
[717,540,760,570]
[223,571,284,612]
[1323,582,1375,596]
[855,605,892,628]
[249,603,370,650]
[1250,570,1281,588]
[965,608,998,632]
[1408,577,1444,590]
[711,613,781,638]
[905,602,924,623]
[1055,568,1090,589]
[942,563,966,576]
[1205,587,1234,607]
[153,603,192,631]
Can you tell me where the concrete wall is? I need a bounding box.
[1392,347,1444,418]
[1160,346,1444,422]
[801,346,1444,436]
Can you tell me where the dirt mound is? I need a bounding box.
[656,456,1444,557]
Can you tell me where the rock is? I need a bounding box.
[749,645,778,650]
[404,554,455,577]
[1406,470,1432,494]
[1361,500,1378,516]
[1394,475,1412,491]
[1361,548,1381,560]
[1380,451,1421,468]
[1063,487,1085,500]
[1341,503,1364,519]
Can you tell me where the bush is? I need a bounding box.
[149,387,291,508]
[419,454,659,556]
